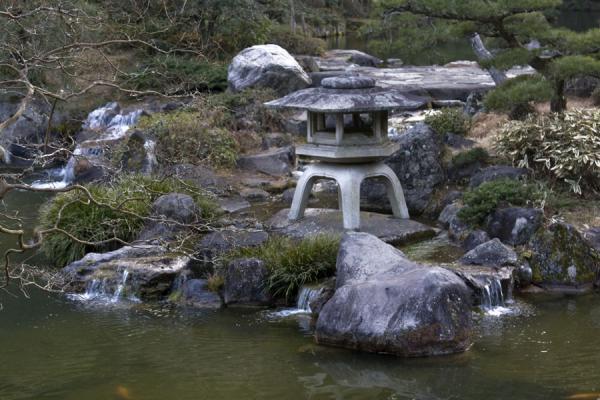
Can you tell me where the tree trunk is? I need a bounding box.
[551,79,567,113]
[289,0,296,33]
[469,33,507,85]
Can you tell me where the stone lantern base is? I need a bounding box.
[289,161,409,230]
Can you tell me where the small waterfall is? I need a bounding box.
[0,145,11,164]
[72,269,136,303]
[31,102,143,188]
[479,277,512,316]
[296,286,324,313]
[143,139,157,174]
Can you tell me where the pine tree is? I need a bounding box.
[379,0,600,113]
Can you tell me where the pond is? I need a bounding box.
[2,187,600,400]
[327,9,600,65]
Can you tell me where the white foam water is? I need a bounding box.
[32,102,143,188]
[267,285,324,319]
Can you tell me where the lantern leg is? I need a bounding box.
[377,163,409,219]
[337,174,361,230]
[289,170,317,221]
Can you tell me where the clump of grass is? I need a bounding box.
[425,108,471,136]
[458,178,541,226]
[451,147,489,168]
[39,175,218,267]
[206,273,225,293]
[225,235,340,301]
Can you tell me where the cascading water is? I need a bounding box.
[268,285,324,318]
[72,268,137,304]
[31,102,144,188]
[480,277,512,316]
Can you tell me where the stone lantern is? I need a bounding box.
[265,75,424,230]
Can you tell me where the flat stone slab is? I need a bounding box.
[268,208,435,245]
[310,59,534,101]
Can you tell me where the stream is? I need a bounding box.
[1,188,600,400]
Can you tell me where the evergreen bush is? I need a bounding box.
[424,108,471,136]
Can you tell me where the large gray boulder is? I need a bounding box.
[237,146,295,176]
[485,207,543,246]
[137,193,200,241]
[528,223,600,288]
[459,238,518,267]
[361,123,444,215]
[228,44,311,95]
[195,230,269,272]
[222,258,272,306]
[62,245,190,301]
[178,279,222,308]
[315,232,472,357]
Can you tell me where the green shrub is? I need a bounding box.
[137,110,239,168]
[39,175,218,267]
[130,55,228,94]
[458,179,541,226]
[268,26,326,56]
[451,147,489,167]
[425,108,471,135]
[483,75,554,119]
[225,235,340,301]
[496,109,600,194]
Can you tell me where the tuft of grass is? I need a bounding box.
[39,175,218,267]
[206,273,224,293]
[458,178,541,226]
[425,108,471,136]
[225,235,340,302]
[451,147,489,168]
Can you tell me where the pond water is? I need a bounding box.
[328,9,600,65]
[2,187,600,400]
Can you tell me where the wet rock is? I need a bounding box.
[448,210,470,242]
[195,230,269,272]
[179,279,222,308]
[528,223,600,288]
[222,258,271,306]
[237,146,295,176]
[228,44,311,95]
[138,193,200,241]
[449,264,513,307]
[438,202,460,228]
[469,165,527,188]
[361,123,444,215]
[308,278,336,317]
[462,230,490,251]
[163,163,228,195]
[217,196,251,213]
[315,232,472,357]
[583,227,600,252]
[62,245,189,300]
[459,238,518,266]
[516,263,533,286]
[240,188,270,202]
[486,207,543,246]
[268,208,435,246]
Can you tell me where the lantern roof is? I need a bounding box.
[265,75,428,113]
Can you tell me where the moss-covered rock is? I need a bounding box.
[527,223,600,286]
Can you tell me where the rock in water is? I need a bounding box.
[528,223,600,288]
[228,44,311,95]
[486,207,543,246]
[459,238,518,267]
[222,258,272,306]
[315,232,472,357]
